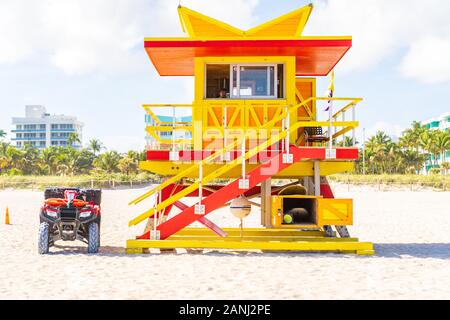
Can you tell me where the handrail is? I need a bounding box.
[329,98,363,120]
[143,104,193,108]
[146,130,192,145]
[132,96,362,206]
[129,103,292,206]
[130,102,308,206]
[130,116,346,227]
[147,126,193,132]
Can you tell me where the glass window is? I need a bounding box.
[205,63,284,99]
[239,66,270,97]
[233,65,278,98]
[205,64,230,98]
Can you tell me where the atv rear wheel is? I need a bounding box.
[38,222,50,254]
[84,189,102,205]
[87,222,100,254]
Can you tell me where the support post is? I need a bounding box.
[239,137,249,189]
[261,179,272,227]
[313,161,321,196]
[342,111,346,146]
[352,106,356,146]
[169,106,179,161]
[222,105,230,162]
[150,193,160,240]
[328,100,333,151]
[283,105,293,164]
[195,162,205,215]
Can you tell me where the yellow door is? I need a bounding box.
[317,199,353,226]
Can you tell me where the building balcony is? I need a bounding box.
[11,129,46,133]
[50,137,70,140]
[11,137,46,141]
[50,128,75,132]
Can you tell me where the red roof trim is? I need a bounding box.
[144,39,352,49]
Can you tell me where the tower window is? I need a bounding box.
[205,63,284,99]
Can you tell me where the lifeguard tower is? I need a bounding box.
[127,4,374,255]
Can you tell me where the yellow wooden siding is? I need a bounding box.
[317,199,353,226]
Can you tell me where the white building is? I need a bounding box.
[421,112,450,172]
[421,112,450,132]
[11,105,84,149]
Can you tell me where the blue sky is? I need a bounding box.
[1,0,449,151]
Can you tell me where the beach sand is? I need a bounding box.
[0,185,449,300]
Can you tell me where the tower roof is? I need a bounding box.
[145,4,352,76]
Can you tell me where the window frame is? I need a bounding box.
[231,63,278,99]
[204,62,285,100]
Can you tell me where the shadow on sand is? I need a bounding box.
[51,244,125,256]
[49,243,450,260]
[373,243,450,260]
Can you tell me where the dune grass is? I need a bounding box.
[0,173,159,190]
[0,173,448,191]
[329,174,449,190]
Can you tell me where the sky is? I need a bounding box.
[1,0,449,152]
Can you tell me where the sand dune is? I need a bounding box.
[0,185,449,300]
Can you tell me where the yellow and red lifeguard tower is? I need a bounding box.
[126,4,374,255]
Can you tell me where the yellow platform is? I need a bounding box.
[126,228,374,256]
[139,160,354,179]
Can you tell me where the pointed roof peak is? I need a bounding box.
[178,4,314,39]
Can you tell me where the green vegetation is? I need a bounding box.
[329,174,450,190]
[0,173,158,190]
[0,136,149,177]
[356,122,450,175]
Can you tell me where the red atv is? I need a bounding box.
[39,188,102,254]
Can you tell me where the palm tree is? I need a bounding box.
[336,136,358,147]
[435,130,450,164]
[442,162,450,175]
[21,144,40,175]
[418,130,437,171]
[364,131,392,174]
[118,156,138,175]
[40,147,59,175]
[88,139,104,156]
[67,133,81,148]
[0,130,6,139]
[93,151,121,173]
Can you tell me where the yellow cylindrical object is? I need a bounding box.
[271,197,283,227]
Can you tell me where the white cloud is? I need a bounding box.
[305,0,450,83]
[2,0,449,83]
[400,37,450,84]
[0,0,258,75]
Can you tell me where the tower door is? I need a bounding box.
[295,78,316,145]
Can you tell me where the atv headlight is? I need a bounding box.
[79,211,92,218]
[45,208,59,218]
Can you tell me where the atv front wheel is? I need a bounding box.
[38,222,50,254]
[87,222,100,254]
